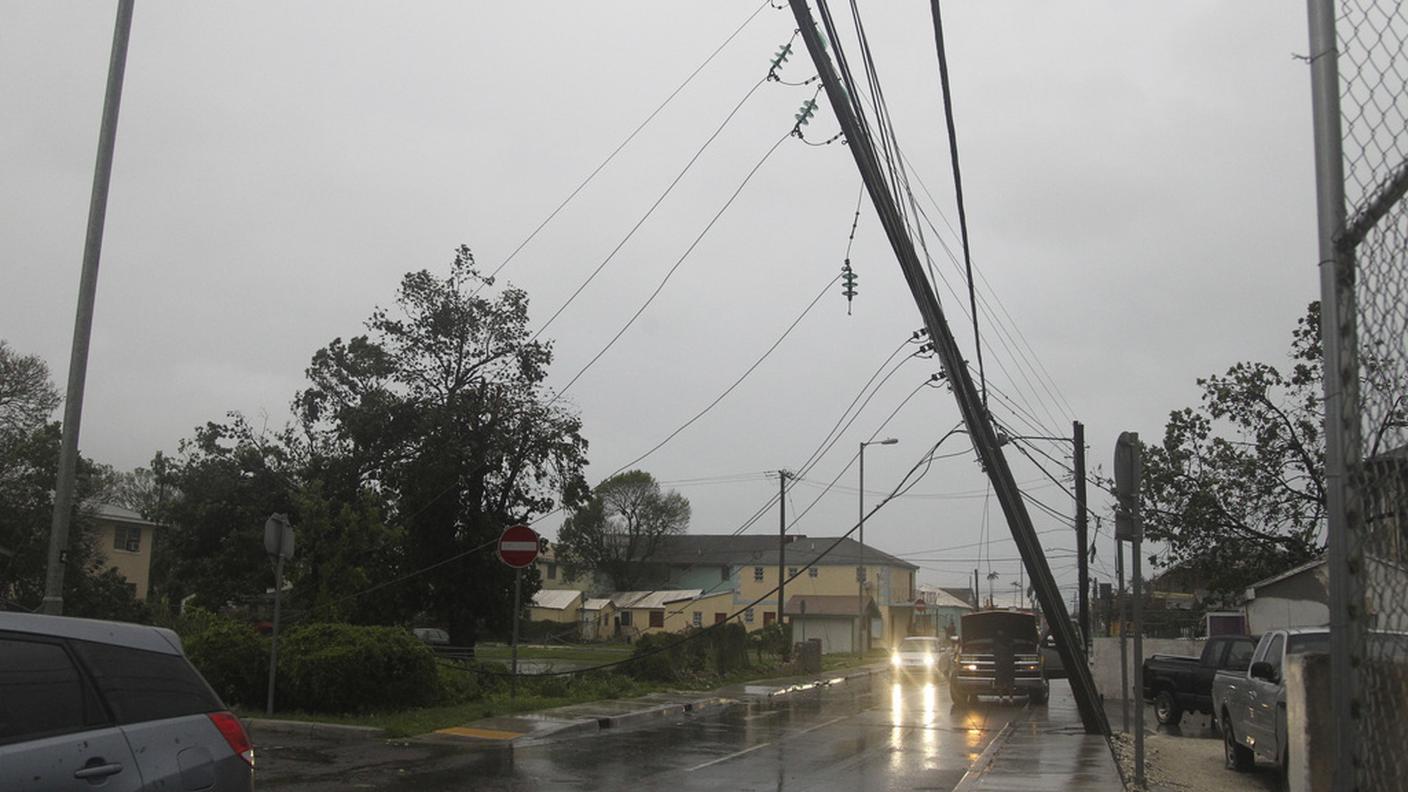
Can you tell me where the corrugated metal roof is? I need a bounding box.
[582,598,614,611]
[917,585,975,611]
[83,501,159,527]
[529,589,582,610]
[609,590,703,609]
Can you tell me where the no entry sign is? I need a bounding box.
[497,524,540,568]
[914,596,926,615]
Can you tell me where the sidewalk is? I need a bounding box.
[953,686,1127,791]
[420,662,887,746]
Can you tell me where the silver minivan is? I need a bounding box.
[0,612,255,791]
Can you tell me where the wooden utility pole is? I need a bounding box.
[785,0,1106,734]
[1074,420,1089,651]
[778,469,792,660]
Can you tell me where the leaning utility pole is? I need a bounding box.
[1074,420,1089,651]
[42,0,136,615]
[788,0,1103,732]
[785,0,1106,734]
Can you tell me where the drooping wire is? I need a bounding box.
[477,0,772,293]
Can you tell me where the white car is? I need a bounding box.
[891,636,944,677]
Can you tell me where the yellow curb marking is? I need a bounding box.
[435,726,524,741]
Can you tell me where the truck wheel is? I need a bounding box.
[1223,715,1254,772]
[1029,683,1049,705]
[1154,691,1183,726]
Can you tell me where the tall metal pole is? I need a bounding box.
[1132,537,1145,788]
[1074,421,1089,652]
[778,469,789,660]
[42,0,136,615]
[1306,1,1362,788]
[786,0,1106,734]
[857,444,865,654]
[511,568,522,704]
[1117,539,1129,734]
[265,553,285,716]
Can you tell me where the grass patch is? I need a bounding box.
[473,643,634,665]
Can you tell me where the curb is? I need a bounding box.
[950,720,1018,792]
[246,717,387,740]
[599,695,734,728]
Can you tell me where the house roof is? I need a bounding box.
[529,589,582,610]
[939,586,977,607]
[916,585,975,611]
[783,594,878,618]
[609,590,703,609]
[84,501,159,527]
[1245,557,1327,595]
[582,598,614,611]
[645,534,918,571]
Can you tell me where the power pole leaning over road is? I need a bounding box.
[785,0,1106,734]
[42,0,136,615]
[1074,420,1089,652]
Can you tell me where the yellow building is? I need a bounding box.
[578,597,618,641]
[88,502,159,601]
[634,535,920,651]
[608,589,739,640]
[528,588,582,623]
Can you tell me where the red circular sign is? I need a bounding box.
[914,596,927,615]
[498,524,540,568]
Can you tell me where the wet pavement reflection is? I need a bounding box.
[258,674,1037,791]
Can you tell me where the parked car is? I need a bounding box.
[1212,627,1329,778]
[412,627,450,646]
[891,635,943,678]
[1037,621,1085,680]
[950,610,1048,706]
[0,612,255,791]
[1142,634,1257,726]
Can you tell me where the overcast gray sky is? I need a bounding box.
[2,2,1320,603]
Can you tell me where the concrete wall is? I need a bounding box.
[1286,653,1332,792]
[1090,636,1204,700]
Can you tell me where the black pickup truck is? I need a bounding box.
[1142,635,1256,726]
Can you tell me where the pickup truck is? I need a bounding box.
[1212,628,1329,777]
[1142,635,1256,726]
[950,610,1048,706]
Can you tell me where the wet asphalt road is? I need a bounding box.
[256,674,1036,791]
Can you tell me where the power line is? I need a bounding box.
[477,0,773,292]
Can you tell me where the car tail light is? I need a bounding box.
[208,711,255,767]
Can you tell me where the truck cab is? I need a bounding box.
[949,610,1048,706]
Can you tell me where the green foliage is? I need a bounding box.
[1140,303,1328,601]
[293,246,589,645]
[749,622,792,663]
[288,481,405,625]
[278,623,440,713]
[557,469,690,591]
[179,608,268,706]
[625,623,751,682]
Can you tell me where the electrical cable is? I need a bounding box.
[477,0,772,293]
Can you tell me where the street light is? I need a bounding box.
[858,437,898,654]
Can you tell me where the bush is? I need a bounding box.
[625,624,751,682]
[278,623,439,713]
[179,609,268,707]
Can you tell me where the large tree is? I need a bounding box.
[295,246,589,644]
[1141,304,1328,600]
[557,469,690,591]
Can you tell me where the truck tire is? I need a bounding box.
[1223,713,1255,772]
[1154,690,1183,726]
[1029,682,1049,705]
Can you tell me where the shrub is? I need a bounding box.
[625,624,750,682]
[179,609,268,707]
[278,623,439,713]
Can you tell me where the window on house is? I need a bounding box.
[753,566,764,581]
[787,567,798,578]
[714,613,727,624]
[745,608,755,624]
[619,611,633,627]
[649,611,664,629]
[112,525,141,553]
[808,567,819,578]
[547,563,557,580]
[692,611,702,628]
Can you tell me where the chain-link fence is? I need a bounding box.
[1319,1,1408,789]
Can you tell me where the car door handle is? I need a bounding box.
[74,762,124,780]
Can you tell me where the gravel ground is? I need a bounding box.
[1109,709,1280,792]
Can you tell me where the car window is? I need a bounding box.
[71,640,221,724]
[1225,640,1254,671]
[1288,634,1329,655]
[0,637,100,744]
[1263,634,1285,677]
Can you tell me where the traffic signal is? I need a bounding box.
[841,260,858,314]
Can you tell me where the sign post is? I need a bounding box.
[498,524,541,704]
[263,513,295,716]
[1114,432,1144,787]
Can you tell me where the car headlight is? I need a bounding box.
[924,654,935,668]
[891,652,902,667]
[963,663,979,672]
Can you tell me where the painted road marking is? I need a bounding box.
[435,726,524,741]
[686,741,773,772]
[791,715,847,736]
